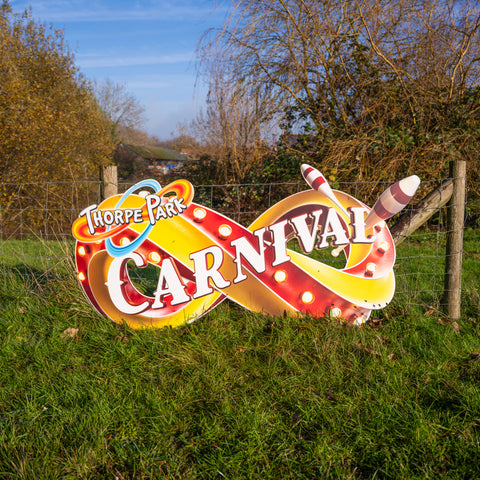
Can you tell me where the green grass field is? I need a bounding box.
[0,230,479,479]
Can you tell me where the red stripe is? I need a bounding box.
[390,183,411,205]
[303,166,314,176]
[311,176,326,190]
[374,197,393,219]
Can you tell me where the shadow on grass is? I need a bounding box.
[0,262,72,297]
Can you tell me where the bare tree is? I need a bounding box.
[94,79,146,141]
[115,124,160,146]
[197,0,480,190]
[188,61,279,183]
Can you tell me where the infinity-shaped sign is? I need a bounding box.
[72,166,419,329]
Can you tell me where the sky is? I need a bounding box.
[10,0,229,139]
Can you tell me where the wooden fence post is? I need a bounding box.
[443,159,466,319]
[100,165,118,201]
[391,179,453,246]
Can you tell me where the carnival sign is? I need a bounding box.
[72,165,420,329]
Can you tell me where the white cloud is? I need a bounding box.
[77,52,193,68]
[8,0,222,139]
[11,0,226,23]
[124,79,172,89]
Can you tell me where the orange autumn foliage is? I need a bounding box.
[0,2,113,234]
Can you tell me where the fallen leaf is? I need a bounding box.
[18,307,25,314]
[356,343,381,357]
[375,334,391,345]
[370,317,386,328]
[438,318,448,326]
[265,320,277,331]
[292,413,302,424]
[451,321,461,335]
[237,347,247,353]
[425,306,436,316]
[469,350,479,360]
[325,389,337,402]
[61,327,79,339]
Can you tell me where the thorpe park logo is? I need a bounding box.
[72,165,420,329]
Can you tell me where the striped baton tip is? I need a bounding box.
[398,175,421,197]
[301,163,327,191]
[364,175,421,230]
[301,164,349,217]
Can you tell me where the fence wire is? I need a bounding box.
[0,177,464,315]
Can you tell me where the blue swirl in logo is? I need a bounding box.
[105,179,161,257]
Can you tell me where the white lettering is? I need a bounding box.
[173,197,187,213]
[133,209,143,223]
[79,204,97,235]
[164,202,177,217]
[105,253,150,314]
[231,228,267,284]
[289,210,323,253]
[92,209,105,229]
[190,246,231,298]
[155,206,168,220]
[103,210,114,225]
[349,207,375,244]
[114,209,125,225]
[268,220,291,267]
[145,195,161,225]
[152,258,190,308]
[317,208,349,249]
[124,209,134,223]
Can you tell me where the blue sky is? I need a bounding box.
[10,0,228,139]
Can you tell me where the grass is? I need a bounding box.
[0,230,479,479]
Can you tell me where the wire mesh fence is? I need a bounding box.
[0,175,465,315]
